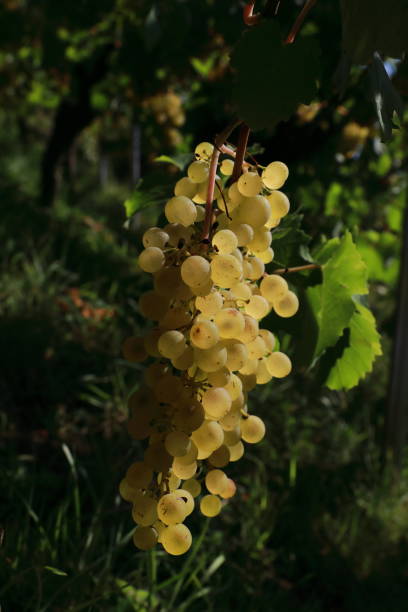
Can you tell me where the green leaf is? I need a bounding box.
[123,182,168,218]
[230,21,320,130]
[307,232,368,360]
[325,302,382,390]
[116,579,159,610]
[271,214,311,267]
[154,153,192,171]
[340,0,408,64]
[44,565,68,576]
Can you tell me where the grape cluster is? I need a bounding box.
[120,142,299,555]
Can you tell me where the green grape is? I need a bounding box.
[157,492,188,525]
[121,336,147,363]
[195,141,214,160]
[175,440,198,465]
[224,374,243,401]
[248,228,272,253]
[256,359,273,384]
[262,161,289,190]
[223,427,241,446]
[142,227,169,249]
[161,524,192,555]
[119,478,138,502]
[188,160,209,183]
[172,458,198,479]
[258,329,276,353]
[181,255,211,288]
[126,462,153,489]
[132,492,158,526]
[228,441,245,461]
[210,254,243,288]
[229,222,254,247]
[234,195,271,228]
[220,158,234,176]
[165,431,192,457]
[191,420,224,455]
[219,478,237,499]
[244,295,270,320]
[205,469,228,494]
[224,340,248,371]
[273,291,299,317]
[133,526,158,551]
[190,319,220,349]
[257,247,274,263]
[194,344,228,372]
[174,176,197,199]
[260,274,288,302]
[212,229,238,254]
[207,367,231,387]
[208,444,230,468]
[214,308,245,339]
[228,181,245,206]
[195,290,224,316]
[237,314,259,344]
[200,494,222,517]
[138,247,165,273]
[241,414,266,443]
[165,196,197,227]
[182,478,202,497]
[237,171,263,197]
[158,330,186,359]
[172,345,194,370]
[266,190,290,217]
[173,488,195,515]
[265,351,292,377]
[202,387,231,419]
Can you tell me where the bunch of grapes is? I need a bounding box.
[120,141,299,555]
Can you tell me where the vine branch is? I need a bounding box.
[273,263,320,274]
[243,2,261,26]
[201,119,242,241]
[285,0,317,44]
[231,123,250,183]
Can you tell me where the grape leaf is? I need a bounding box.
[230,21,320,131]
[123,182,168,218]
[368,53,404,143]
[340,0,408,65]
[306,232,368,360]
[271,214,311,267]
[325,301,382,390]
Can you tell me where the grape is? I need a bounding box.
[237,171,263,197]
[237,314,259,344]
[195,290,223,316]
[133,526,158,551]
[220,158,234,176]
[165,431,192,457]
[257,247,274,264]
[235,195,271,228]
[200,494,222,517]
[266,190,290,217]
[190,319,219,349]
[194,344,228,372]
[139,291,170,320]
[174,488,195,515]
[228,181,245,206]
[157,492,188,525]
[174,176,197,199]
[132,492,158,526]
[172,458,198,479]
[182,478,202,497]
[210,254,243,288]
[126,462,153,489]
[274,291,299,317]
[259,329,275,353]
[143,329,162,358]
[262,161,289,190]
[241,415,266,443]
[119,478,137,502]
[196,205,205,222]
[214,308,245,339]
[229,223,254,246]
[202,387,231,419]
[188,160,209,183]
[195,141,214,160]
[207,367,231,387]
[121,141,298,555]
[161,524,192,555]
[205,469,228,495]
[172,345,194,370]
[248,229,272,253]
[245,295,270,320]
[138,247,165,273]
[260,274,288,302]
[122,337,147,363]
[225,340,248,371]
[191,420,224,454]
[212,229,238,254]
[208,445,230,468]
[143,227,169,249]
[158,330,186,359]
[228,441,244,461]
[265,351,292,377]
[165,196,197,227]
[256,359,273,384]
[220,478,237,499]
[181,255,211,288]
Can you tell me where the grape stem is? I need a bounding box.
[243,2,261,26]
[231,123,250,183]
[273,263,320,274]
[285,0,317,44]
[201,119,242,241]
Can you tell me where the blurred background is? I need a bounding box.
[1,1,408,610]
